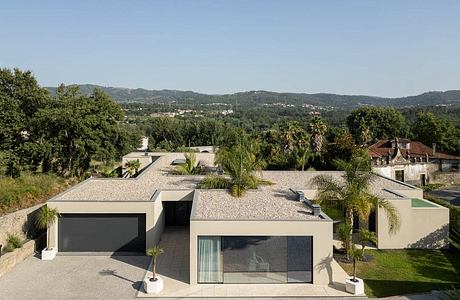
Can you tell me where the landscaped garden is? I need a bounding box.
[338,249,460,298]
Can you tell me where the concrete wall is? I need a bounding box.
[377,198,449,249]
[0,203,44,247]
[47,201,156,251]
[189,219,333,286]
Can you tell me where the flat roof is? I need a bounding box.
[50,152,420,221]
[191,189,324,221]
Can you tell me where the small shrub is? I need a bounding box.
[2,243,15,253]
[7,233,23,249]
[422,183,444,192]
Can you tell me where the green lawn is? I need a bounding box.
[338,249,460,298]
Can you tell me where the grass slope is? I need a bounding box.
[0,174,72,215]
[339,249,460,298]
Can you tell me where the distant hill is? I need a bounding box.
[46,84,460,108]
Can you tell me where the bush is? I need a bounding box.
[422,183,445,192]
[2,243,15,254]
[6,233,23,249]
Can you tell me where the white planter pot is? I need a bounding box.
[144,276,163,294]
[41,248,57,261]
[345,276,364,295]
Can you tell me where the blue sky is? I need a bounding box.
[1,0,460,97]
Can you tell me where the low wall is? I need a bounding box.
[0,204,45,247]
[0,240,35,277]
[430,172,460,185]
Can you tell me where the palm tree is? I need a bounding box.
[174,153,201,175]
[293,146,311,171]
[349,245,362,282]
[308,116,327,154]
[200,142,270,197]
[311,150,400,255]
[146,246,164,282]
[124,159,141,178]
[36,206,60,250]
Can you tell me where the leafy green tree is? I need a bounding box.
[312,150,400,254]
[412,112,460,152]
[35,85,140,177]
[347,107,406,145]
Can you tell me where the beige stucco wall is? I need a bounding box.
[47,201,156,251]
[189,219,333,285]
[377,199,449,249]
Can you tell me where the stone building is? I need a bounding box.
[369,138,460,186]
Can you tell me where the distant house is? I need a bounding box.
[369,138,460,186]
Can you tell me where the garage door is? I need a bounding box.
[58,214,146,254]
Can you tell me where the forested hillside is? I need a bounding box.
[46,84,460,108]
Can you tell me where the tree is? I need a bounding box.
[311,150,400,256]
[35,85,140,177]
[309,116,328,154]
[174,153,202,175]
[36,206,60,250]
[146,246,164,281]
[0,68,51,174]
[412,112,460,153]
[125,159,141,177]
[349,245,362,282]
[200,140,270,197]
[347,107,406,145]
[293,146,311,171]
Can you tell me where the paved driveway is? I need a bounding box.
[426,186,460,206]
[0,255,149,300]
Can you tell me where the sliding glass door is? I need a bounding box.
[198,236,313,284]
[198,236,223,283]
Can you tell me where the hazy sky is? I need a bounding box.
[1,0,460,97]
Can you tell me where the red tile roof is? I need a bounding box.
[368,139,460,160]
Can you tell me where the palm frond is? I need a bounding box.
[378,198,401,235]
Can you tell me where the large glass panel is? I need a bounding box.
[222,236,287,283]
[198,236,223,283]
[287,236,313,283]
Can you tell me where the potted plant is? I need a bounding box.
[36,206,60,260]
[143,246,164,294]
[345,245,365,295]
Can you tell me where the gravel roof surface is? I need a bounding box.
[51,152,417,205]
[192,189,320,221]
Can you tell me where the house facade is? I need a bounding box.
[46,152,449,289]
[369,138,460,186]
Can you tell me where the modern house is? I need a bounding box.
[46,152,449,290]
[369,138,460,186]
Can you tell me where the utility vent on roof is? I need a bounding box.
[171,159,186,165]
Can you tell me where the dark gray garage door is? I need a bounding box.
[58,214,146,254]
